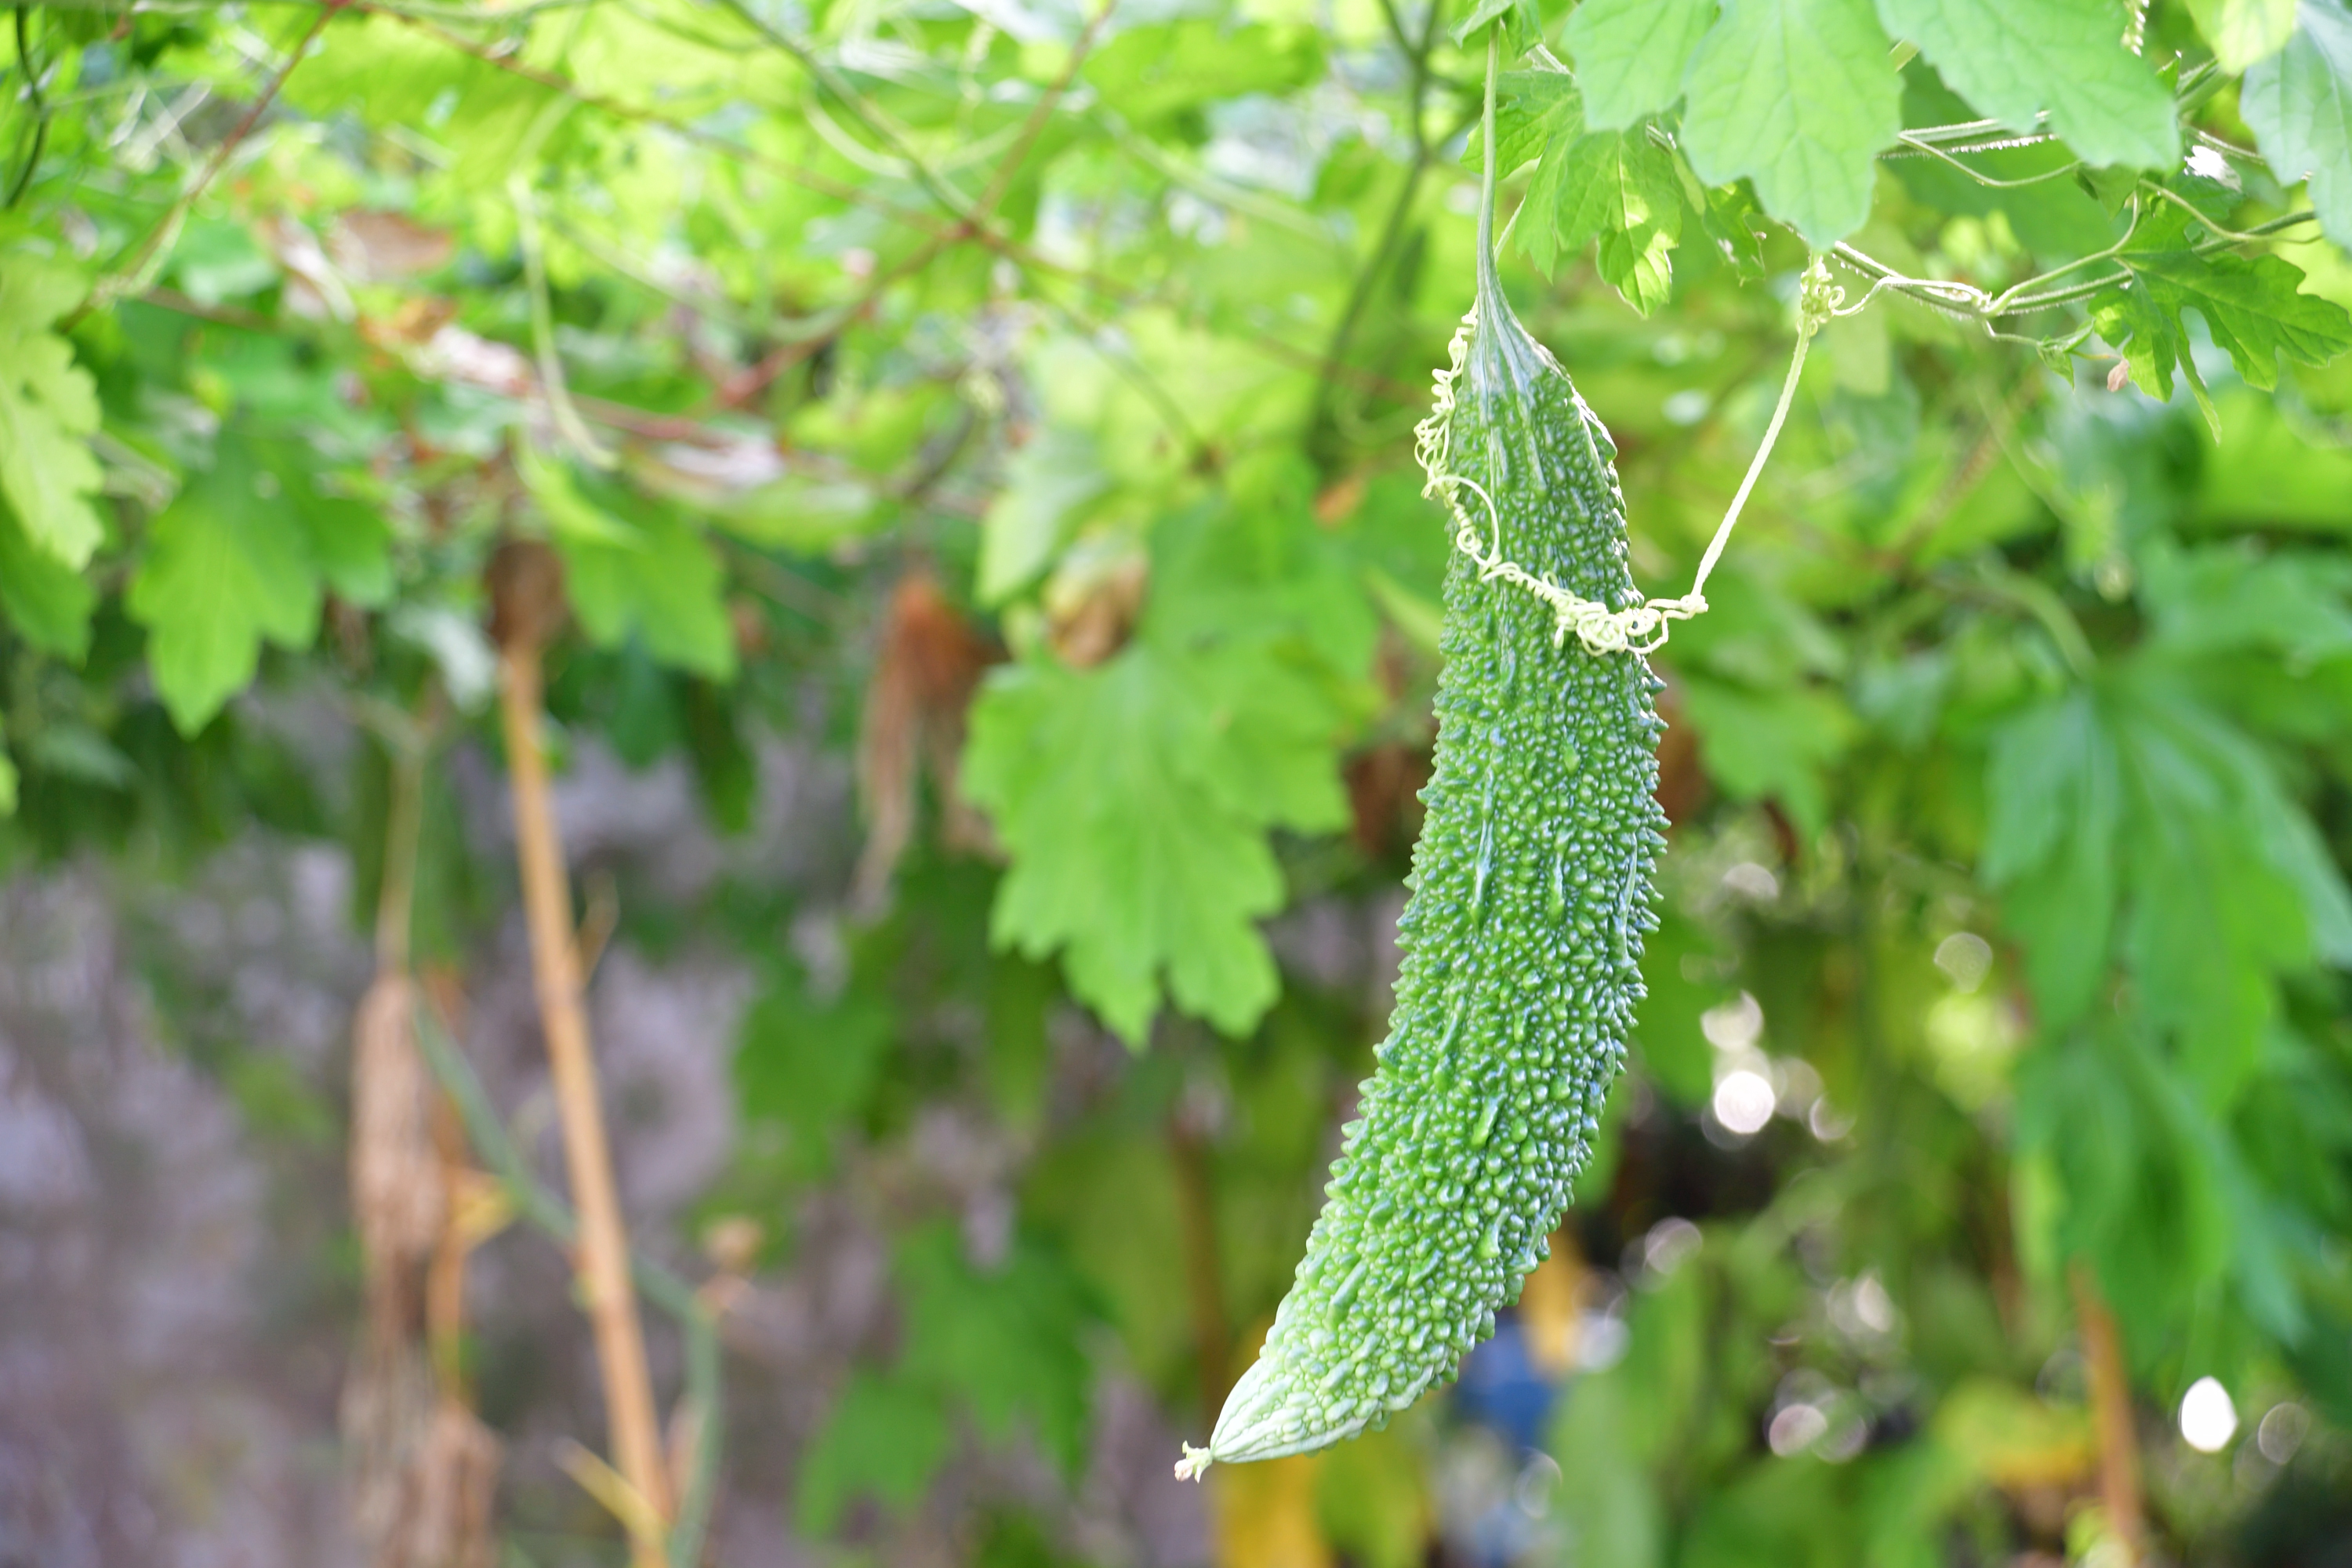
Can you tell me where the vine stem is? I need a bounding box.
[511,111,619,469]
[5,6,50,209]
[1478,27,1497,267]
[412,996,724,1568]
[492,546,672,1568]
[1688,264,1834,605]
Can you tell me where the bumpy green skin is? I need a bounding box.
[1201,287,1666,1466]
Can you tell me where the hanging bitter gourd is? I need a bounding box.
[1175,38,1675,1479]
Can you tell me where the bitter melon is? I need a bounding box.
[1178,43,1668,1475]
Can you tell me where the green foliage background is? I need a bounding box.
[6,0,2352,1561]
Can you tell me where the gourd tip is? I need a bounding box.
[1174,1444,1214,1483]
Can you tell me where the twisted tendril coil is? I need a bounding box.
[1413,262,1842,658]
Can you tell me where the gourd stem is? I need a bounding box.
[1477,29,1499,273]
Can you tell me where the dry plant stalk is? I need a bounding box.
[489,540,673,1563]
[344,719,503,1568]
[2073,1262,2146,1563]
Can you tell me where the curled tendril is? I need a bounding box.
[1411,305,1703,657]
[1413,257,1837,659]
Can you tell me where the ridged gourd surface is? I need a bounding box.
[1201,288,1668,1466]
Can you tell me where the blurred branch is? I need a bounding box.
[412,996,725,1568]
[971,0,1117,223]
[81,0,339,321]
[5,7,51,209]
[710,0,997,234]
[1308,0,1457,456]
[2073,1264,2147,1564]
[490,544,672,1567]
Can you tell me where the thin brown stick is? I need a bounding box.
[492,543,671,1565]
[2073,1262,2145,1563]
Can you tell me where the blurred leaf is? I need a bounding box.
[0,256,103,569]
[1677,678,1857,837]
[2139,541,2352,662]
[532,454,738,681]
[1930,1378,2094,1488]
[979,427,1109,605]
[1983,689,2122,1028]
[1681,0,1900,248]
[0,500,97,659]
[1084,20,1323,130]
[125,437,322,733]
[794,1370,951,1536]
[966,635,1347,1042]
[897,1224,1098,1475]
[2241,0,2352,249]
[1548,1372,1665,1567]
[733,965,894,1174]
[1314,1415,1428,1568]
[1875,0,2180,169]
[1632,907,1731,1105]
[2186,0,2299,73]
[1563,0,1717,131]
[966,502,1367,1044]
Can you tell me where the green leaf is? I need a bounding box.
[1083,20,1326,129]
[1681,0,1901,248]
[1875,0,2180,169]
[1676,677,1857,837]
[1451,0,1541,52]
[1512,100,1689,310]
[2140,541,2352,664]
[1597,223,1680,314]
[794,1371,950,1536]
[963,632,1348,1044]
[1531,125,1688,310]
[2126,246,2352,390]
[252,439,394,608]
[978,426,1109,604]
[0,257,105,569]
[1463,71,1581,176]
[1149,488,1380,683]
[733,965,894,1174]
[896,1225,1096,1475]
[1563,0,1719,131]
[2241,0,2352,250]
[1983,690,2121,1029]
[2186,0,2299,72]
[1553,129,1686,256]
[0,499,97,660]
[532,454,738,681]
[125,441,322,734]
[1985,672,2352,1061]
[2092,212,2352,411]
[2015,1028,2234,1355]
